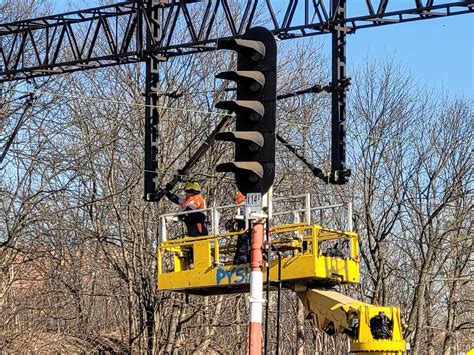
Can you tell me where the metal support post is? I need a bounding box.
[347,201,353,232]
[305,192,311,225]
[143,4,162,353]
[264,217,271,354]
[159,217,167,242]
[249,220,264,355]
[263,188,272,354]
[144,0,161,201]
[212,207,220,235]
[249,189,271,354]
[330,0,350,184]
[275,249,282,355]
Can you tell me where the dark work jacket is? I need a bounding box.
[166,191,208,237]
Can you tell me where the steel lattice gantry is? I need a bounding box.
[1,0,472,197]
[1,0,472,81]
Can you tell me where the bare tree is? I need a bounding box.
[1,1,472,352]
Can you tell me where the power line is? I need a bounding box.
[5,89,471,151]
[8,88,231,118]
[7,81,329,119]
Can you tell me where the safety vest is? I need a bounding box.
[235,192,246,205]
[179,194,206,211]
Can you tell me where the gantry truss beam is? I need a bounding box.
[0,0,472,82]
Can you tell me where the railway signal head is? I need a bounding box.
[215,27,277,194]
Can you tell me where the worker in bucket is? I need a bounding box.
[226,191,251,264]
[164,182,208,237]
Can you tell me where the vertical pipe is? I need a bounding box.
[249,221,264,355]
[160,217,167,242]
[275,250,282,355]
[305,192,311,225]
[264,219,271,354]
[312,226,318,256]
[347,201,353,232]
[212,207,219,235]
[266,187,273,220]
[264,188,272,354]
[351,233,358,261]
[157,242,162,274]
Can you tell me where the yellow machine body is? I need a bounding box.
[298,289,406,354]
[157,217,407,353]
[157,224,359,294]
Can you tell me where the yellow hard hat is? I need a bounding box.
[184,182,201,192]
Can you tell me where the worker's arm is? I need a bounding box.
[162,189,180,205]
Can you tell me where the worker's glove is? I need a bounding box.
[159,188,173,199]
[162,189,174,200]
[225,219,237,232]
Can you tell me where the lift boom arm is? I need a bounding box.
[297,288,406,354]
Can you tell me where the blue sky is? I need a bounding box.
[347,14,473,100]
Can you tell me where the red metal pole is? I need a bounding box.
[249,221,264,355]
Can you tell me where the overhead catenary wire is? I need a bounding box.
[4,89,470,181]
[7,86,454,148]
[0,109,440,190]
[6,88,232,119]
[6,81,329,118]
[7,91,461,151]
[4,86,469,174]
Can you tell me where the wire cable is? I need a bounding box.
[5,88,469,151]
[6,80,329,118]
[7,88,232,118]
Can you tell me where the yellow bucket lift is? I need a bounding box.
[158,223,359,294]
[156,194,407,353]
[158,194,358,294]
